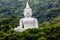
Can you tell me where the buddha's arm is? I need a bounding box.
[19,19,23,28]
[34,19,38,28]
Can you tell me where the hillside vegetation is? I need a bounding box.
[0,0,60,40]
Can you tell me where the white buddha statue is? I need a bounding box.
[14,2,38,32]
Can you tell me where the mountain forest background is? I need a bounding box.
[0,0,60,40]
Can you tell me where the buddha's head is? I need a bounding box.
[23,2,32,17]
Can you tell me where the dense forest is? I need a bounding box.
[0,0,60,40]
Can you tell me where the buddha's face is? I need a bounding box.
[24,9,32,17]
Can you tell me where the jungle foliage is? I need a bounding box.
[0,0,60,40]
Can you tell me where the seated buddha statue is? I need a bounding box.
[14,2,38,32]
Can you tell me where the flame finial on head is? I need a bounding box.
[26,2,30,8]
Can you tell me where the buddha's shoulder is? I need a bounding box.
[20,18,24,20]
[30,18,38,21]
[20,18,37,20]
[20,18,27,20]
[32,17,37,20]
